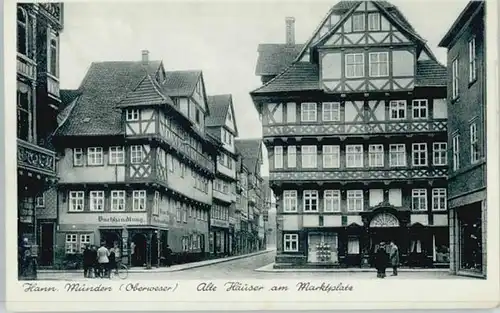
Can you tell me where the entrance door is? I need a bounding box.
[39,223,54,266]
[131,233,147,267]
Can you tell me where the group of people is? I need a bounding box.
[374,241,399,278]
[82,242,120,278]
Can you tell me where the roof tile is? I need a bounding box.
[235,138,262,174]
[117,75,174,107]
[255,44,304,76]
[206,95,231,127]
[163,70,201,97]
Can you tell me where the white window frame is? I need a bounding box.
[368,144,384,167]
[153,191,160,216]
[433,142,447,166]
[346,145,363,168]
[73,148,84,166]
[79,234,91,251]
[368,12,380,31]
[110,190,125,212]
[89,190,104,212]
[301,102,317,122]
[322,145,340,168]
[345,53,364,78]
[389,100,406,120]
[301,145,317,168]
[322,102,340,122]
[130,145,144,164]
[87,147,103,166]
[412,189,427,211]
[274,146,283,169]
[468,37,477,83]
[68,191,84,212]
[324,190,341,212]
[283,190,298,212]
[470,122,480,164]
[35,194,45,208]
[352,13,365,32]
[126,109,140,121]
[303,190,318,212]
[287,146,296,168]
[65,234,78,254]
[452,58,459,99]
[283,234,299,252]
[132,190,147,211]
[47,31,59,76]
[412,100,428,120]
[109,146,125,165]
[347,190,364,212]
[432,188,447,211]
[412,143,428,167]
[369,52,389,77]
[389,144,406,167]
[452,134,460,171]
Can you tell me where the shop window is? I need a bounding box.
[459,208,483,272]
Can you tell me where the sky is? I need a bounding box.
[59,0,470,177]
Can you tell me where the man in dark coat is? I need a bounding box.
[82,244,94,278]
[389,241,400,276]
[165,245,173,267]
[375,242,389,278]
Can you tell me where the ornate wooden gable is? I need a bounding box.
[224,97,237,134]
[127,144,154,180]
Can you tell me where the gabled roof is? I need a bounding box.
[117,74,174,108]
[59,89,80,108]
[206,94,239,136]
[55,61,162,136]
[438,0,484,48]
[235,138,262,175]
[163,70,201,97]
[255,44,305,76]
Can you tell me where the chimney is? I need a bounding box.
[285,17,295,45]
[141,50,149,64]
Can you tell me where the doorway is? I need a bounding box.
[131,233,147,267]
[39,223,54,266]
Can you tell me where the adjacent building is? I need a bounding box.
[438,0,486,278]
[206,95,239,256]
[52,52,217,268]
[250,1,449,268]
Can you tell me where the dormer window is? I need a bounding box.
[352,14,365,32]
[126,109,140,121]
[17,7,28,56]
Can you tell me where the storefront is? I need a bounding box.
[210,218,230,255]
[457,202,484,274]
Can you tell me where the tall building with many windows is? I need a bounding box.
[438,0,486,278]
[250,1,449,268]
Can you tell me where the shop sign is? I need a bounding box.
[152,215,169,226]
[211,218,229,228]
[63,213,148,225]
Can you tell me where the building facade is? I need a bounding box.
[438,1,486,278]
[206,95,239,256]
[52,52,217,268]
[250,1,450,268]
[17,3,64,273]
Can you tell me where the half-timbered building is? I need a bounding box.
[250,1,449,268]
[206,95,239,256]
[438,0,486,278]
[52,51,217,268]
[17,3,64,273]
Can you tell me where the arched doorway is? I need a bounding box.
[130,233,147,267]
[368,212,401,266]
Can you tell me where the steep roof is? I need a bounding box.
[235,138,262,174]
[438,0,484,48]
[163,70,201,97]
[206,94,231,126]
[415,60,447,87]
[59,89,80,108]
[55,61,162,136]
[117,74,174,108]
[255,44,304,76]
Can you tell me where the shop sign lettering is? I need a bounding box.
[97,215,146,224]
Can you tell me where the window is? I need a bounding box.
[87,147,103,166]
[73,148,84,166]
[470,123,479,163]
[48,36,58,76]
[301,103,317,122]
[35,194,45,208]
[89,191,104,211]
[389,100,406,120]
[389,144,406,167]
[283,234,299,252]
[133,190,146,211]
[432,188,447,211]
[17,86,31,141]
[183,205,188,223]
[303,190,318,212]
[352,13,365,32]
[412,100,428,120]
[195,109,201,125]
[80,234,91,251]
[369,52,388,77]
[180,162,185,178]
[452,58,459,99]
[176,204,181,222]
[17,7,28,55]
[68,191,84,212]
[130,145,143,164]
[65,234,78,254]
[412,189,427,211]
[347,190,363,212]
[274,146,283,169]
[110,190,125,211]
[153,191,160,216]
[168,155,174,172]
[368,13,380,31]
[324,190,341,212]
[126,109,139,121]
[468,37,477,83]
[346,145,363,168]
[302,145,317,168]
[345,53,364,78]
[109,146,125,165]
[322,102,340,122]
[368,144,384,167]
[412,143,427,167]
[452,135,460,171]
[323,145,340,168]
[287,146,296,168]
[433,143,447,166]
[283,190,297,212]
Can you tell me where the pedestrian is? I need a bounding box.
[375,242,389,278]
[165,245,173,267]
[82,244,94,278]
[90,245,98,278]
[389,241,400,276]
[96,242,110,278]
[112,242,121,274]
[108,247,116,276]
